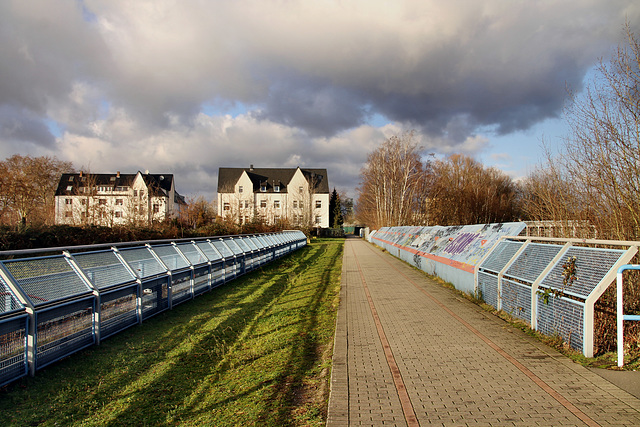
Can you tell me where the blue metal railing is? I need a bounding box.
[0,230,307,386]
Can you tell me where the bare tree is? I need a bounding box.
[427,154,519,226]
[0,155,74,226]
[356,131,430,229]
[522,24,640,240]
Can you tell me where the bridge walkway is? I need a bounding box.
[326,236,640,426]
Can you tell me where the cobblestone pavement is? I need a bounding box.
[326,237,640,426]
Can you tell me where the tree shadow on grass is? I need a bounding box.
[0,242,342,426]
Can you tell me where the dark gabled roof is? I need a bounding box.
[55,172,176,198]
[217,167,330,194]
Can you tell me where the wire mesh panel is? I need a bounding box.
[210,260,225,288]
[539,247,627,299]
[480,240,523,274]
[244,237,265,267]
[72,250,136,290]
[175,243,208,266]
[478,271,499,308]
[118,247,167,279]
[195,241,222,262]
[536,294,584,351]
[0,315,28,387]
[170,269,193,306]
[2,256,92,307]
[193,265,210,295]
[234,239,255,271]
[225,239,246,274]
[35,297,95,370]
[505,243,563,283]
[211,240,234,258]
[150,245,190,271]
[211,241,237,280]
[140,276,169,320]
[256,236,275,262]
[501,278,531,322]
[0,274,24,315]
[99,284,139,339]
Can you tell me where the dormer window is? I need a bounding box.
[274,185,280,192]
[260,184,267,192]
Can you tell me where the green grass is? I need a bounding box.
[0,239,344,426]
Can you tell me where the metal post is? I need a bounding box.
[617,264,640,367]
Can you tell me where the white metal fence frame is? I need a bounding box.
[476,235,638,357]
[369,224,640,358]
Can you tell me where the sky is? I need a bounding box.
[1,0,638,202]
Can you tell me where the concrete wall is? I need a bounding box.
[368,222,527,294]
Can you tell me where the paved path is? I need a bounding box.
[327,237,640,426]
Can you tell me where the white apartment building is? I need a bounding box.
[54,171,186,226]
[217,166,330,228]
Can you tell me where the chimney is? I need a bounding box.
[250,164,254,171]
[116,171,120,178]
[79,171,83,177]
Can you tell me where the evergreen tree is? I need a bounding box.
[329,188,343,228]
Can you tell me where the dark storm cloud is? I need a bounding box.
[0,106,55,147]
[1,0,639,197]
[254,75,367,137]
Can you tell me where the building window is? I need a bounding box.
[293,200,298,209]
[274,185,280,192]
[115,211,122,218]
[260,185,267,192]
[243,200,250,208]
[133,190,138,196]
[68,176,74,182]
[316,200,322,208]
[65,211,72,218]
[81,199,86,205]
[274,215,281,222]
[299,201,303,209]
[139,190,144,198]
[274,200,280,209]
[224,202,230,211]
[260,200,267,208]
[299,186,303,193]
[98,186,111,192]
[238,185,243,193]
[65,198,73,205]
[115,199,123,206]
[153,204,160,213]
[66,185,73,191]
[315,215,321,224]
[98,199,107,205]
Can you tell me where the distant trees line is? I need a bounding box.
[357,25,640,243]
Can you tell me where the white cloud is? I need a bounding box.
[1,0,639,200]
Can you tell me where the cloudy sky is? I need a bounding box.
[1,1,638,201]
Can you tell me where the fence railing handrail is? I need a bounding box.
[0,232,284,258]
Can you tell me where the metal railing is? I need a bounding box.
[369,224,639,357]
[0,230,307,387]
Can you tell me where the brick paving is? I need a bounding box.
[326,237,640,426]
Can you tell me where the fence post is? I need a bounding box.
[617,264,640,367]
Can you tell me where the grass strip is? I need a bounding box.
[0,238,344,426]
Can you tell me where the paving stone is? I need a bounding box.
[327,237,640,426]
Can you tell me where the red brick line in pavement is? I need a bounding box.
[364,243,601,427]
[350,243,420,427]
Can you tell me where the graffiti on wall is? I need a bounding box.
[372,222,527,269]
